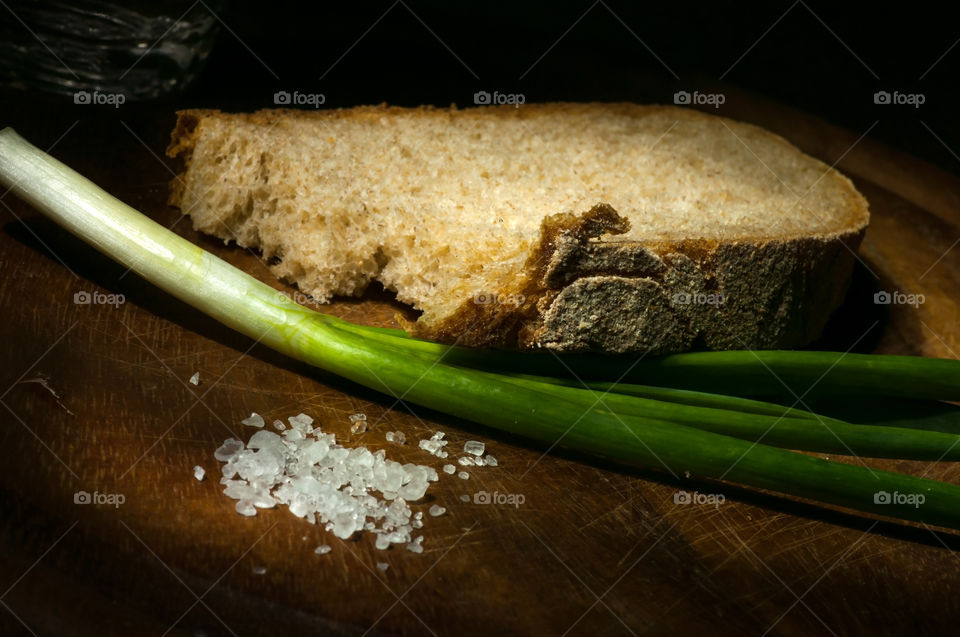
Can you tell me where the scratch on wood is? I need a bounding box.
[18,376,75,415]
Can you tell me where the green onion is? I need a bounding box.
[326,316,960,403]
[806,396,960,434]
[325,318,822,419]
[464,348,960,402]
[3,127,960,530]
[325,321,960,460]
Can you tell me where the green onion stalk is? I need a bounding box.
[328,319,960,402]
[325,320,960,460]
[3,127,960,530]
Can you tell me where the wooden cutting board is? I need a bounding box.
[2,89,960,636]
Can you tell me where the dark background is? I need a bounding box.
[188,1,957,172]
[2,0,958,173]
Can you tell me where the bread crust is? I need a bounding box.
[167,103,870,354]
[407,204,864,352]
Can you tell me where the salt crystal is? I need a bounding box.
[377,562,389,571]
[401,483,428,501]
[428,505,446,517]
[235,500,257,516]
[385,432,395,442]
[273,419,286,431]
[193,465,205,481]
[214,438,244,462]
[386,499,411,526]
[252,565,267,575]
[252,492,276,508]
[458,456,475,466]
[393,432,406,444]
[406,536,424,553]
[241,412,265,428]
[248,430,284,451]
[459,494,471,502]
[419,439,440,454]
[283,428,304,442]
[314,545,332,555]
[458,471,469,480]
[418,435,448,457]
[485,455,498,467]
[223,482,254,500]
[350,419,368,435]
[464,441,485,456]
[375,534,391,550]
[333,514,358,539]
[348,413,367,424]
[442,464,455,474]
[188,372,199,386]
[474,457,486,467]
[289,413,314,429]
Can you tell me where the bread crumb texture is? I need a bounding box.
[167,103,869,353]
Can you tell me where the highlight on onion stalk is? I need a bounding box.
[3,126,960,530]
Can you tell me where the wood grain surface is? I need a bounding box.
[2,89,960,636]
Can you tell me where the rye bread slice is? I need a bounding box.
[166,103,869,354]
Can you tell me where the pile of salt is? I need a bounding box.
[215,412,440,554]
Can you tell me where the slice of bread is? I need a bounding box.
[166,103,869,354]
